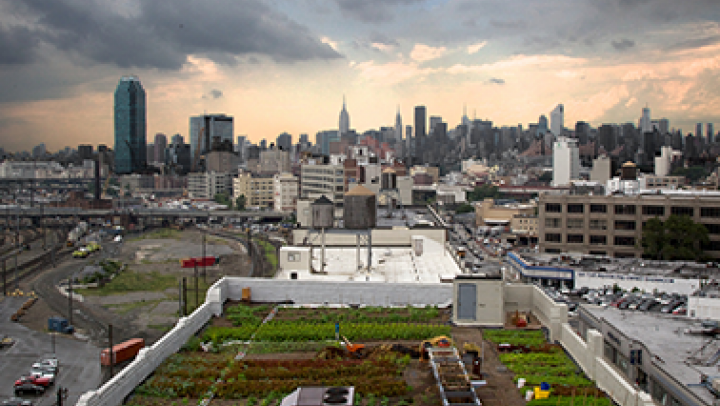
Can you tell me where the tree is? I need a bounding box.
[235,194,246,211]
[467,184,500,202]
[538,172,553,183]
[214,192,232,209]
[455,203,474,214]
[671,166,707,182]
[641,215,709,260]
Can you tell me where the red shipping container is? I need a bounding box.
[101,338,145,366]
[180,256,217,268]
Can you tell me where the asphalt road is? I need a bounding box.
[0,296,101,406]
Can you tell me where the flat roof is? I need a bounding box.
[278,238,462,283]
[584,306,717,405]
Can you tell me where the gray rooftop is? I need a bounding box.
[517,252,720,280]
[585,306,718,405]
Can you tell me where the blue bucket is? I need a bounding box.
[540,382,551,391]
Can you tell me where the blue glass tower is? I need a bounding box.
[114,76,147,174]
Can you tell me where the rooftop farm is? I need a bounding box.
[483,330,612,406]
[127,304,452,406]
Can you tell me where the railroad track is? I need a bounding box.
[207,230,270,277]
[0,231,68,295]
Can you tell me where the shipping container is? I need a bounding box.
[100,338,145,366]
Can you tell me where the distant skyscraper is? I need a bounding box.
[32,143,46,158]
[189,114,234,158]
[414,106,426,153]
[276,132,292,151]
[154,133,167,164]
[395,106,403,142]
[260,139,267,150]
[575,121,590,145]
[114,76,146,174]
[171,134,183,145]
[696,123,704,140]
[339,96,350,135]
[462,104,470,127]
[640,107,651,133]
[538,115,549,135]
[552,137,579,187]
[550,104,564,136]
[658,118,669,135]
[299,133,309,144]
[708,123,715,143]
[146,144,154,164]
[429,116,442,134]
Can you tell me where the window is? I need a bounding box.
[545,233,562,243]
[589,219,607,230]
[567,218,584,229]
[705,224,720,234]
[642,205,665,216]
[671,207,694,217]
[614,236,636,246]
[614,220,637,231]
[287,252,300,262]
[590,235,607,245]
[567,204,584,213]
[545,218,561,228]
[701,207,720,218]
[589,251,607,255]
[545,203,562,213]
[567,234,584,244]
[615,205,636,215]
[590,204,607,213]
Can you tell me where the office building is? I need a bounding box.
[114,76,147,174]
[189,114,234,159]
[300,162,346,208]
[552,137,580,187]
[708,123,715,144]
[234,172,274,208]
[538,191,720,258]
[274,172,299,213]
[187,172,233,199]
[414,106,426,153]
[78,145,94,161]
[276,132,292,151]
[575,121,590,145]
[205,150,239,174]
[171,134,183,145]
[339,96,350,135]
[696,123,704,141]
[429,116,442,134]
[395,107,403,143]
[154,133,167,164]
[550,104,564,136]
[640,107,652,133]
[260,147,291,175]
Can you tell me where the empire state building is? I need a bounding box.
[339,95,350,135]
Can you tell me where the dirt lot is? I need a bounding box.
[19,229,252,344]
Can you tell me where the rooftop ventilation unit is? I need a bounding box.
[280,386,355,406]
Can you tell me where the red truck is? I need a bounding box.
[101,338,145,366]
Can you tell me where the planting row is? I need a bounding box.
[204,323,451,344]
[483,329,548,348]
[137,354,410,399]
[224,304,443,327]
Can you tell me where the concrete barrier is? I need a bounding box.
[75,280,225,406]
[559,323,654,406]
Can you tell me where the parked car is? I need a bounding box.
[14,375,52,388]
[672,306,687,315]
[1,398,34,406]
[14,383,44,396]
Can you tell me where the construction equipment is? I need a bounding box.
[341,335,366,358]
[420,335,453,362]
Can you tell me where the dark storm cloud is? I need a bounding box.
[369,33,399,47]
[1,0,341,69]
[488,78,505,85]
[667,35,720,52]
[611,38,635,51]
[204,89,223,100]
[335,0,426,23]
[0,24,39,64]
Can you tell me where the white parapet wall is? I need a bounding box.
[224,277,453,306]
[559,324,655,406]
[74,277,453,405]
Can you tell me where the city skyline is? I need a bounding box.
[0,0,720,151]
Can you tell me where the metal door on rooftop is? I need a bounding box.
[458,283,477,320]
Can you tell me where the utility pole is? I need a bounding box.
[194,263,199,312]
[67,278,73,325]
[178,279,184,317]
[203,211,208,282]
[2,259,6,296]
[183,277,187,316]
[108,324,114,378]
[14,202,19,291]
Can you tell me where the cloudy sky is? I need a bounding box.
[1,0,720,151]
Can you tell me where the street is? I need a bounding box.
[0,296,101,405]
